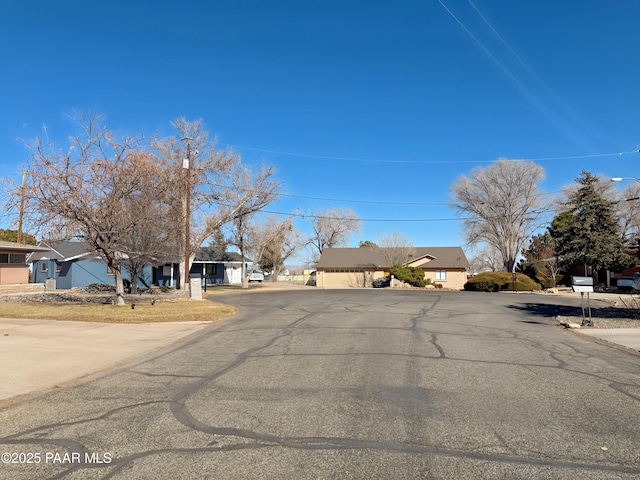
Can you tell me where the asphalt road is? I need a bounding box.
[1,290,639,479]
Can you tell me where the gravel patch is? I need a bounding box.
[556,296,640,328]
[0,285,186,305]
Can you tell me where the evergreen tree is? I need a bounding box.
[358,240,378,248]
[549,170,631,278]
[207,228,229,260]
[0,228,37,245]
[519,231,559,287]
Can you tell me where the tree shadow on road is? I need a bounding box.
[507,303,583,324]
[507,302,638,321]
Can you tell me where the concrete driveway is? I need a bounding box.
[0,318,210,401]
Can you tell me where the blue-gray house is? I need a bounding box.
[29,241,152,290]
[30,241,248,290]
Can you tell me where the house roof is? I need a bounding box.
[0,240,49,254]
[193,248,244,263]
[29,241,250,265]
[28,241,95,262]
[315,246,470,270]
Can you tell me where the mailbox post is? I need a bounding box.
[571,276,593,326]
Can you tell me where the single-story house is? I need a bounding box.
[315,246,470,289]
[192,249,246,285]
[0,240,49,285]
[29,241,153,290]
[31,241,251,289]
[153,249,247,287]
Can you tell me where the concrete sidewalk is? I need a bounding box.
[0,318,210,403]
[576,328,640,352]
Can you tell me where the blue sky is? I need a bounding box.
[1,1,639,263]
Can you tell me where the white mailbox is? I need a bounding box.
[571,276,594,293]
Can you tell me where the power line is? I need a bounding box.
[210,198,560,224]
[248,205,471,223]
[466,0,612,145]
[279,192,447,206]
[219,142,635,165]
[437,0,594,149]
[280,187,566,206]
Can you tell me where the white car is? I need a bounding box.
[248,271,264,282]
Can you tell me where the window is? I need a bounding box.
[205,264,217,276]
[107,267,114,276]
[10,254,26,264]
[41,262,48,273]
[0,253,27,264]
[435,270,446,281]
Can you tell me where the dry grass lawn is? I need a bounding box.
[0,299,236,324]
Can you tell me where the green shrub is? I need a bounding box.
[464,272,541,292]
[390,264,426,287]
[372,276,391,288]
[536,276,556,289]
[520,266,557,290]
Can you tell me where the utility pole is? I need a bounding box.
[182,137,192,294]
[17,172,27,244]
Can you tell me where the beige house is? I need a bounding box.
[0,240,49,285]
[315,246,470,289]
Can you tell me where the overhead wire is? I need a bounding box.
[219,142,635,165]
[466,0,613,146]
[211,201,561,224]
[436,0,593,149]
[278,192,447,206]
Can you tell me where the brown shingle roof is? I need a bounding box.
[315,246,469,270]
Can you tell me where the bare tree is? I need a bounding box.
[118,162,176,293]
[19,112,156,304]
[242,217,296,287]
[376,232,415,266]
[346,271,374,288]
[615,182,640,240]
[12,114,282,299]
[254,215,300,279]
[224,163,283,288]
[467,244,503,274]
[450,159,547,272]
[306,208,362,263]
[152,118,238,290]
[543,255,561,287]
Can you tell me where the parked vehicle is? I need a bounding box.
[248,271,265,282]
[617,273,640,292]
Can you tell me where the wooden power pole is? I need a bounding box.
[17,172,27,244]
